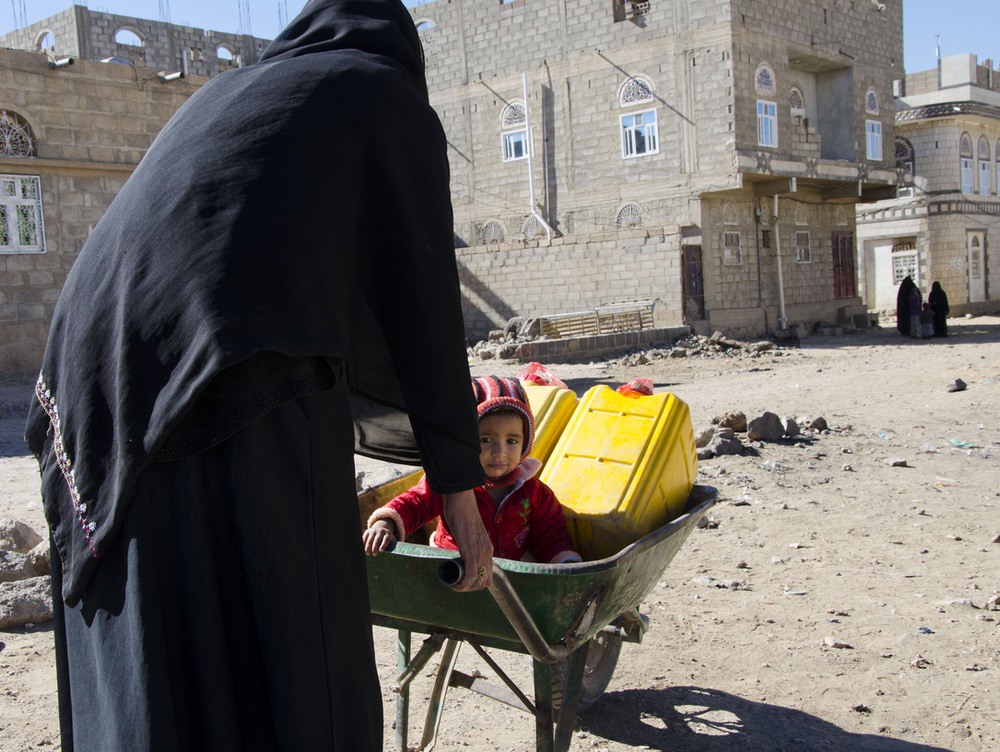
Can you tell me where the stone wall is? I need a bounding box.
[0,49,199,374]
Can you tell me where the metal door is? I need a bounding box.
[682,245,705,321]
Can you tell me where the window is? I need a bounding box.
[36,31,56,52]
[615,203,644,229]
[865,89,880,116]
[723,231,742,265]
[114,28,144,47]
[978,136,991,196]
[892,252,917,285]
[619,77,654,108]
[502,130,528,161]
[865,120,882,161]
[895,137,915,178]
[789,87,805,117]
[500,101,527,162]
[960,158,974,194]
[795,231,811,263]
[960,133,974,193]
[216,45,235,61]
[621,109,659,158]
[0,110,35,158]
[757,100,777,147]
[0,175,45,254]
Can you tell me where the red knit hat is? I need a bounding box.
[471,376,535,459]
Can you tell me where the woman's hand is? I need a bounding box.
[362,520,397,556]
[443,490,493,591]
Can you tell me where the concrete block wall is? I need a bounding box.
[924,214,998,314]
[0,7,269,77]
[901,120,1000,196]
[0,49,199,374]
[455,229,684,339]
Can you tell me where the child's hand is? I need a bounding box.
[363,520,397,556]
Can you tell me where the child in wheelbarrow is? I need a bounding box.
[363,376,582,564]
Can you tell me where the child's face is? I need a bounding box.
[478,412,525,480]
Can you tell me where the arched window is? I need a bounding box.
[618,77,658,159]
[0,110,36,158]
[115,28,144,47]
[618,76,654,107]
[480,220,507,245]
[977,136,991,196]
[414,19,437,32]
[789,87,805,117]
[522,215,546,239]
[794,203,809,226]
[615,203,644,229]
[959,132,974,194]
[895,137,915,178]
[754,63,776,96]
[722,202,739,225]
[865,88,880,116]
[500,101,527,162]
[216,45,235,61]
[36,31,56,52]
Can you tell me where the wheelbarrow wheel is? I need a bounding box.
[552,630,623,712]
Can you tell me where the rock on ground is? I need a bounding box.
[0,519,42,553]
[0,576,53,629]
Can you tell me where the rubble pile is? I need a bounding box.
[696,409,837,460]
[0,518,52,629]
[611,331,791,367]
[468,317,542,361]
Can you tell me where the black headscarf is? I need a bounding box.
[26,0,483,605]
[896,276,916,335]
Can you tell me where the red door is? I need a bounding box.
[832,232,856,299]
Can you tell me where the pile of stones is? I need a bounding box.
[0,519,52,629]
[696,410,830,460]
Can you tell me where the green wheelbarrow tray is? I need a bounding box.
[366,484,718,660]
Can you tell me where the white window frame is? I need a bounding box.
[757,100,777,148]
[795,231,812,263]
[620,108,659,159]
[723,231,742,265]
[865,120,882,161]
[891,251,918,286]
[960,158,974,194]
[978,160,991,196]
[0,175,45,254]
[502,128,528,162]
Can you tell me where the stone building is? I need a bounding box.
[0,6,270,77]
[415,0,900,339]
[0,47,200,373]
[857,53,999,318]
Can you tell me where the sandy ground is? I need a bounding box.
[0,316,997,752]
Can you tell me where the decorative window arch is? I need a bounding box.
[522,215,546,239]
[216,45,235,61]
[959,132,974,193]
[794,203,809,226]
[115,28,144,47]
[865,88,880,115]
[789,87,805,116]
[722,202,739,225]
[0,110,36,158]
[833,206,850,226]
[615,203,645,229]
[480,219,507,245]
[959,132,973,157]
[36,31,56,52]
[619,76,655,108]
[895,136,915,177]
[978,136,990,160]
[759,198,772,225]
[501,101,526,129]
[754,63,776,96]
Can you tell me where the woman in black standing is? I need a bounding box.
[896,275,917,336]
[928,281,951,337]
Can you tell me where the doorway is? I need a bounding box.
[682,245,705,322]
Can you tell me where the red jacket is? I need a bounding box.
[369,458,580,564]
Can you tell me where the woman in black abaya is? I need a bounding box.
[26,1,493,750]
[928,281,950,337]
[896,275,917,336]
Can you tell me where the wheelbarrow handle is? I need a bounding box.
[438,559,575,664]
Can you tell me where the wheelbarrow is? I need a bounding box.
[360,478,718,752]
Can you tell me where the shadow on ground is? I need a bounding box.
[579,686,954,752]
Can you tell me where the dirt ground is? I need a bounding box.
[1,316,997,752]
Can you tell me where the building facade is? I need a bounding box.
[0,6,270,77]
[415,0,900,339]
[0,47,200,373]
[857,53,999,318]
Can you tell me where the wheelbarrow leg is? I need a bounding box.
[532,647,587,752]
[418,638,462,751]
[396,630,411,752]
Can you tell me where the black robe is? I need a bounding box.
[895,276,916,336]
[26,0,484,607]
[928,281,950,337]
